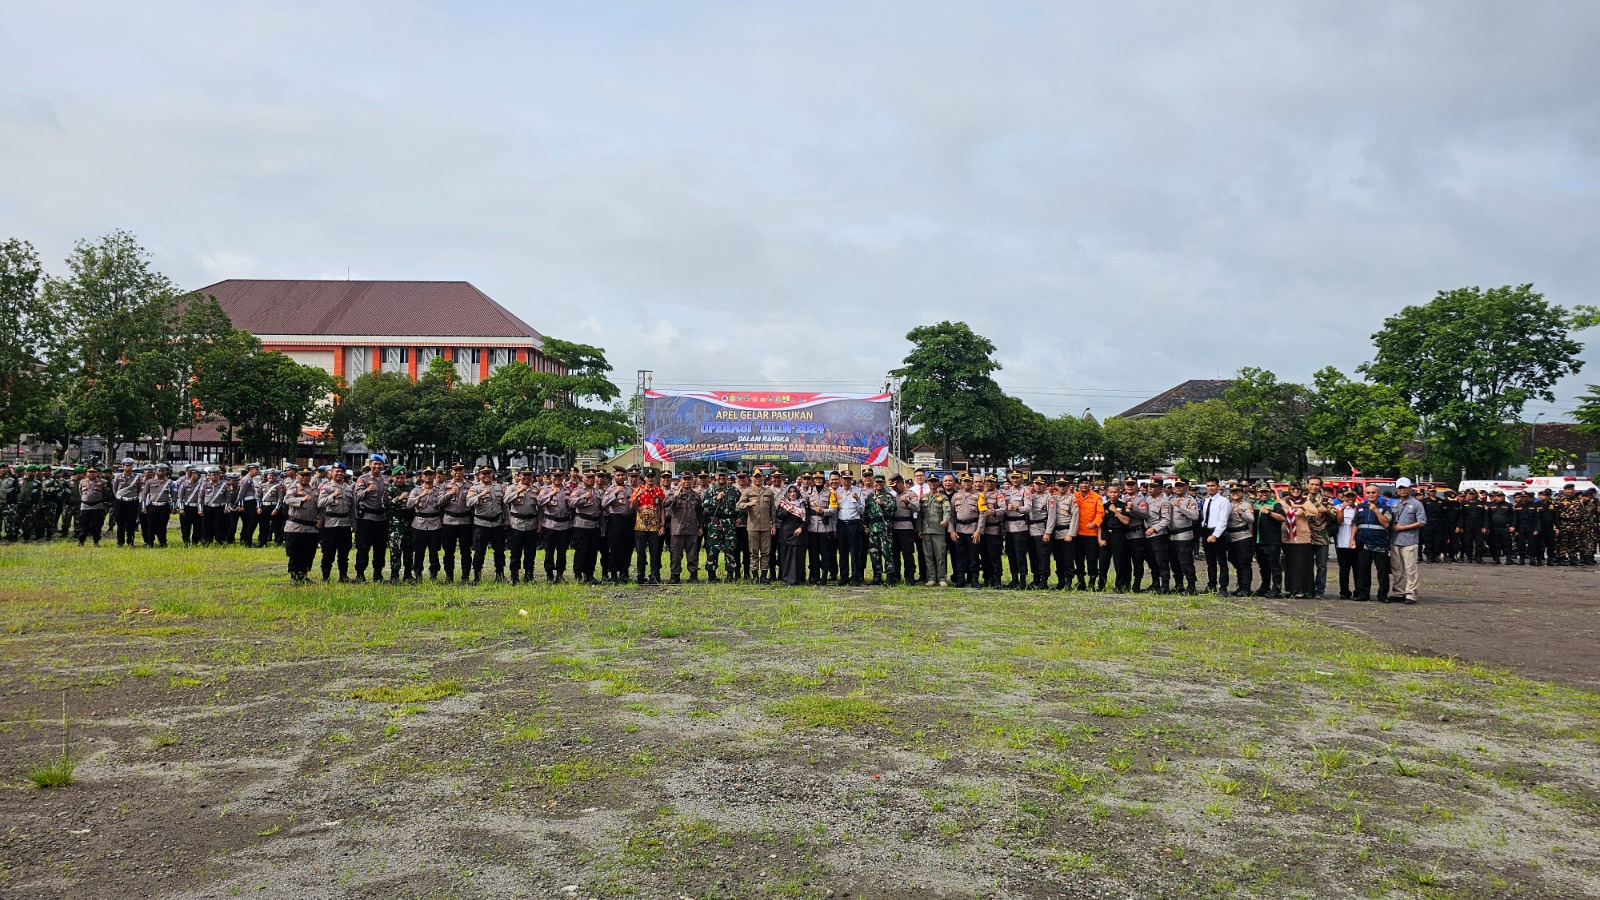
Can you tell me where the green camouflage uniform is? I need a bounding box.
[38,473,61,540]
[16,468,39,542]
[58,472,81,539]
[865,486,898,583]
[386,481,414,580]
[0,470,17,542]
[702,483,740,578]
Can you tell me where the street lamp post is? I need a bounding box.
[1198,455,1220,479]
[1083,453,1105,477]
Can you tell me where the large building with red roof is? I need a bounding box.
[198,279,563,385]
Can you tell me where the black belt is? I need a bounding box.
[289,515,318,525]
[546,514,572,523]
[414,514,441,521]
[146,502,170,507]
[1027,517,1046,524]
[575,512,600,522]
[955,515,977,524]
[509,512,537,520]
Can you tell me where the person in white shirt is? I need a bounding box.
[1200,477,1231,593]
[1333,488,1361,599]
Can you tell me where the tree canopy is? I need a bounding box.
[1359,284,1585,478]
[892,321,1006,464]
[0,238,56,445]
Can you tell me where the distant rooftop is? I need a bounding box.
[196,279,542,340]
[1116,379,1232,419]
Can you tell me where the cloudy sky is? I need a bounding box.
[3,1,1598,419]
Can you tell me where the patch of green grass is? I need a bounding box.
[346,680,461,703]
[534,758,611,788]
[1312,744,1350,777]
[25,756,77,789]
[770,692,890,729]
[1089,698,1143,719]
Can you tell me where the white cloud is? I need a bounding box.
[2,1,1598,418]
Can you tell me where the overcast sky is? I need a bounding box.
[3,1,1598,419]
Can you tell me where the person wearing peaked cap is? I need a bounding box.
[109,457,142,547]
[256,467,284,548]
[437,459,473,583]
[537,461,575,583]
[74,463,110,545]
[137,458,173,548]
[349,456,392,582]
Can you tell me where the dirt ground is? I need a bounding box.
[2,545,1598,899]
[1280,560,1600,691]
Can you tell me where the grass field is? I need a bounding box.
[2,541,1598,899]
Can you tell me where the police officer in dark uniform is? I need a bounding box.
[1484,490,1514,564]
[1459,490,1486,563]
[1438,490,1462,561]
[1420,488,1444,563]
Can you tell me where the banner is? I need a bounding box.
[641,390,891,464]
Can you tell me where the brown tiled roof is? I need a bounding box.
[1517,422,1597,458]
[195,280,542,340]
[1117,380,1232,419]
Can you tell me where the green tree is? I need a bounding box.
[1304,367,1420,477]
[1359,284,1586,478]
[194,334,338,465]
[961,395,1044,469]
[0,238,58,445]
[478,337,631,465]
[164,293,241,454]
[334,370,425,458]
[1225,367,1309,477]
[891,322,1006,464]
[1574,385,1600,442]
[1100,416,1165,478]
[1156,399,1251,478]
[414,355,485,466]
[46,230,181,456]
[1031,413,1104,472]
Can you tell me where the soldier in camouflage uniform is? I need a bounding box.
[386,468,415,582]
[1550,485,1587,565]
[701,471,740,582]
[863,472,898,585]
[38,466,62,540]
[1582,491,1598,565]
[0,463,17,542]
[57,468,81,540]
[16,465,41,542]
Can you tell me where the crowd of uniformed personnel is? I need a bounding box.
[7,458,1597,602]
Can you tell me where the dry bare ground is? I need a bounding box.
[1,543,1597,899]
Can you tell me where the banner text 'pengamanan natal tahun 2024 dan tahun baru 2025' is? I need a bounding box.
[641,390,891,465]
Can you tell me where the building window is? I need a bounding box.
[417,347,440,369]
[455,347,480,384]
[381,347,409,373]
[344,346,369,377]
[489,347,512,374]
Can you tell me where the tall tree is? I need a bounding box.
[414,355,485,466]
[1156,399,1251,478]
[163,293,239,455]
[334,371,424,458]
[1359,284,1587,478]
[891,321,1006,463]
[194,334,338,465]
[961,394,1044,469]
[1031,413,1104,472]
[1304,367,1420,476]
[1573,385,1600,441]
[1225,367,1309,476]
[1100,416,1165,478]
[0,238,58,445]
[46,230,180,457]
[478,337,631,465]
